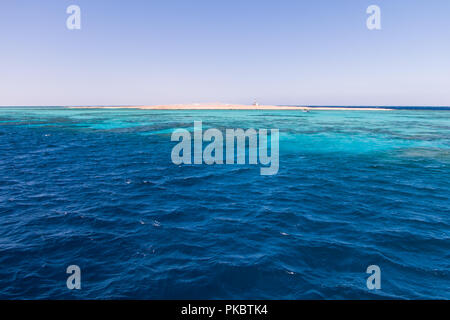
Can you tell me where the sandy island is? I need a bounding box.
[69,103,392,111]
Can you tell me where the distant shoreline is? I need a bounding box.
[3,105,449,110]
[68,104,393,111]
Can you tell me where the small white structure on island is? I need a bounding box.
[253,99,259,106]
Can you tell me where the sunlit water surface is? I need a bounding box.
[0,107,449,299]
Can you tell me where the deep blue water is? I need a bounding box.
[306,106,450,110]
[0,107,449,299]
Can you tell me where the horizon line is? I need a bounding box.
[1,104,450,108]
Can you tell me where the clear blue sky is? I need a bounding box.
[1,0,449,106]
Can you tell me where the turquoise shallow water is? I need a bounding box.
[0,107,449,299]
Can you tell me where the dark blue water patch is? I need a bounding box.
[0,108,449,299]
[303,106,450,110]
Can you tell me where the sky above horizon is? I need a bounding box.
[1,0,449,106]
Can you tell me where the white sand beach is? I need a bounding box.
[70,103,392,111]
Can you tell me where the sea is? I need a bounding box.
[0,106,449,299]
